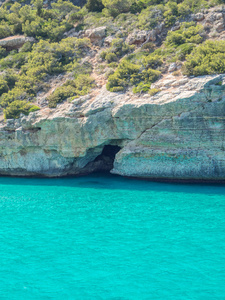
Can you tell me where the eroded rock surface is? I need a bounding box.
[0,36,35,50]
[0,74,225,181]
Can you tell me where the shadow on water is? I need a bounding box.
[0,172,225,196]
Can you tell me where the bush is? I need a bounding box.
[0,22,13,39]
[106,60,140,91]
[100,38,133,63]
[111,38,132,56]
[183,40,225,76]
[133,82,152,93]
[178,0,209,16]
[0,77,9,95]
[107,59,161,92]
[102,0,132,17]
[149,88,160,96]
[86,0,105,12]
[0,47,7,59]
[143,54,163,69]
[174,43,195,61]
[0,87,28,108]
[48,74,95,108]
[3,70,18,89]
[141,42,155,51]
[4,100,40,119]
[163,1,178,27]
[137,5,163,30]
[163,22,204,62]
[0,52,27,70]
[165,22,204,48]
[105,52,117,63]
[19,42,33,53]
[130,1,145,14]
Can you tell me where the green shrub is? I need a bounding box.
[102,0,132,17]
[183,40,225,76]
[163,1,178,27]
[4,100,40,119]
[141,42,155,51]
[111,38,132,56]
[133,82,152,93]
[47,85,75,108]
[105,52,117,63]
[0,77,9,95]
[0,36,92,112]
[174,43,195,61]
[28,105,40,113]
[172,70,180,76]
[0,47,7,59]
[100,38,133,64]
[0,22,13,39]
[106,60,140,91]
[100,50,107,60]
[107,59,161,92]
[165,22,204,48]
[20,37,91,78]
[130,1,145,14]
[3,70,18,89]
[177,0,209,16]
[19,42,33,53]
[137,5,163,30]
[143,54,163,69]
[0,87,27,108]
[48,74,94,108]
[165,32,185,47]
[149,88,160,96]
[0,52,27,70]
[86,0,105,12]
[67,60,93,75]
[162,22,204,62]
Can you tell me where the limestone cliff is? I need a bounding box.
[0,74,225,181]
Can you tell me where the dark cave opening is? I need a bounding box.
[92,145,121,172]
[99,145,121,159]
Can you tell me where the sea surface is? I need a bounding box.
[0,173,225,300]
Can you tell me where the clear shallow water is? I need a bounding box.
[0,174,225,300]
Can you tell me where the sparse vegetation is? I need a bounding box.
[149,88,160,96]
[47,74,95,108]
[0,0,224,118]
[100,38,134,63]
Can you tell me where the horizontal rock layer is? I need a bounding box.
[0,74,225,181]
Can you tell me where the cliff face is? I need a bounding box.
[0,74,225,181]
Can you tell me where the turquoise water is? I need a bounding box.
[0,174,225,300]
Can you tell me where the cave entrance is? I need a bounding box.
[93,145,121,173]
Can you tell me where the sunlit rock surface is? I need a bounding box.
[0,74,225,181]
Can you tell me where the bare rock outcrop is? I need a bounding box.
[85,27,106,45]
[0,36,35,50]
[126,29,157,45]
[0,74,225,181]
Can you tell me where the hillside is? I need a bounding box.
[0,0,225,180]
[0,0,224,119]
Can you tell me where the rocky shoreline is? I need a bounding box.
[0,74,225,181]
